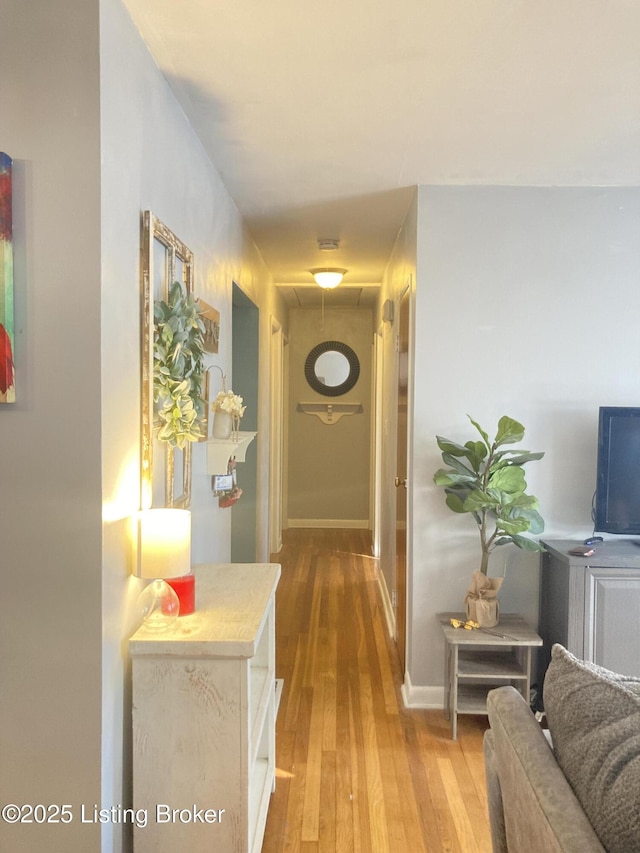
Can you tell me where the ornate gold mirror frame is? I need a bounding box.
[140,211,194,509]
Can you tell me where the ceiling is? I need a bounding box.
[122,0,640,294]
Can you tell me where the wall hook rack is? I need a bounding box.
[297,402,362,425]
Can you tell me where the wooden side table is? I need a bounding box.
[437,612,542,740]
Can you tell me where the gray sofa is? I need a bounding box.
[484,686,605,852]
[484,645,640,853]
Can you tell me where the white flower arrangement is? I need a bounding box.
[212,389,246,419]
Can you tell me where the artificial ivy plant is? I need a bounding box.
[433,415,545,574]
[153,280,205,449]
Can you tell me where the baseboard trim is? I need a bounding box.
[401,671,445,710]
[287,518,369,529]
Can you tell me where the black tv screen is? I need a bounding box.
[595,407,640,535]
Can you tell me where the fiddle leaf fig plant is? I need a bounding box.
[433,415,545,574]
[153,281,205,449]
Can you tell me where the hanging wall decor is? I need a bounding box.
[140,211,204,509]
[197,298,220,354]
[0,152,15,403]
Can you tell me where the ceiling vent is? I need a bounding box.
[317,238,339,251]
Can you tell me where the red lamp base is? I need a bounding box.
[165,573,195,615]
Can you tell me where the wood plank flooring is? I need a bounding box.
[262,529,492,853]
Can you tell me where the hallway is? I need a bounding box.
[262,529,492,852]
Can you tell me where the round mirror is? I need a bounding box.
[314,350,350,387]
[304,341,360,397]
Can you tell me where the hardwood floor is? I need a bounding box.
[262,529,492,853]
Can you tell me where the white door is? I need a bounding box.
[395,285,410,673]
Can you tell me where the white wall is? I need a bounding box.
[287,307,373,526]
[0,1,103,850]
[1,2,286,851]
[100,1,285,850]
[408,185,640,698]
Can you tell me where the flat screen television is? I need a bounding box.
[595,406,640,535]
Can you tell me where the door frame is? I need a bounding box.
[231,283,259,563]
[372,325,384,559]
[269,316,285,554]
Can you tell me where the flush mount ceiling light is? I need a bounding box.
[311,238,346,289]
[310,268,347,289]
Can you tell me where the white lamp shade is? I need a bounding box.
[311,268,346,289]
[137,508,191,579]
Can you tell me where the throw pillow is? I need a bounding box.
[544,644,640,853]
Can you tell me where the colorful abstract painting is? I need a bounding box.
[0,152,14,403]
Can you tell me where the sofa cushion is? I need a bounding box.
[486,687,605,852]
[544,644,640,853]
[483,729,508,853]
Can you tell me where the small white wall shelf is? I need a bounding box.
[297,402,362,425]
[206,431,257,474]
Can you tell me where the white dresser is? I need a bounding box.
[130,562,280,852]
